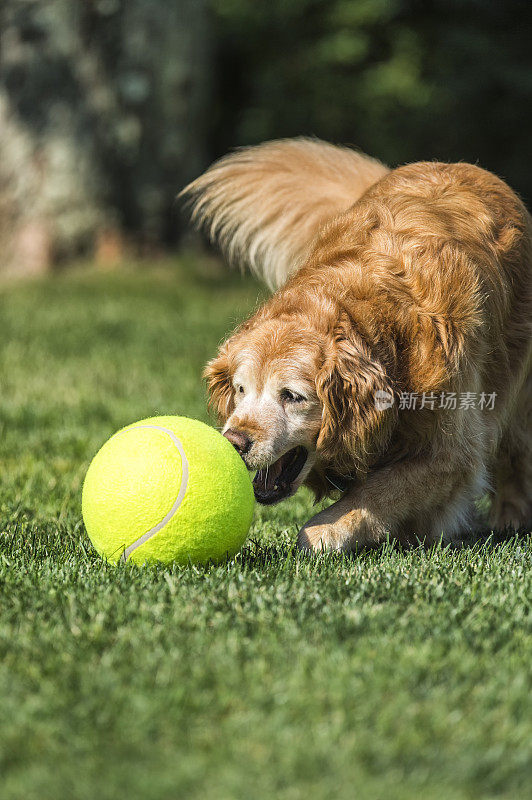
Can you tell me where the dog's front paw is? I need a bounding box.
[297,507,384,554]
[297,521,349,553]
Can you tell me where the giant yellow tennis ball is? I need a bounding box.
[82,416,254,566]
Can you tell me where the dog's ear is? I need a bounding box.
[203,344,235,421]
[316,314,396,475]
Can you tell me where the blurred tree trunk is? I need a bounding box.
[0,0,210,275]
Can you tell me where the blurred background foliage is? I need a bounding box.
[1,0,531,273]
[210,0,532,183]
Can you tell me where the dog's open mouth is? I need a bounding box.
[253,446,308,505]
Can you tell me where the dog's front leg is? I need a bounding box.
[297,455,484,552]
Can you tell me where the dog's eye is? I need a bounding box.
[280,388,305,403]
[236,385,245,394]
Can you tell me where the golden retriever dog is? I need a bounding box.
[182,138,532,552]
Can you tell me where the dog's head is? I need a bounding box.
[205,311,396,504]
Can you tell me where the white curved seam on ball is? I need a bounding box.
[116,425,189,563]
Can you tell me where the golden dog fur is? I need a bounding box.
[182,138,532,551]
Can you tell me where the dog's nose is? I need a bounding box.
[223,428,252,456]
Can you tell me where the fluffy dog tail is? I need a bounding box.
[180,137,388,290]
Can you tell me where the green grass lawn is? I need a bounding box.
[0,257,530,800]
